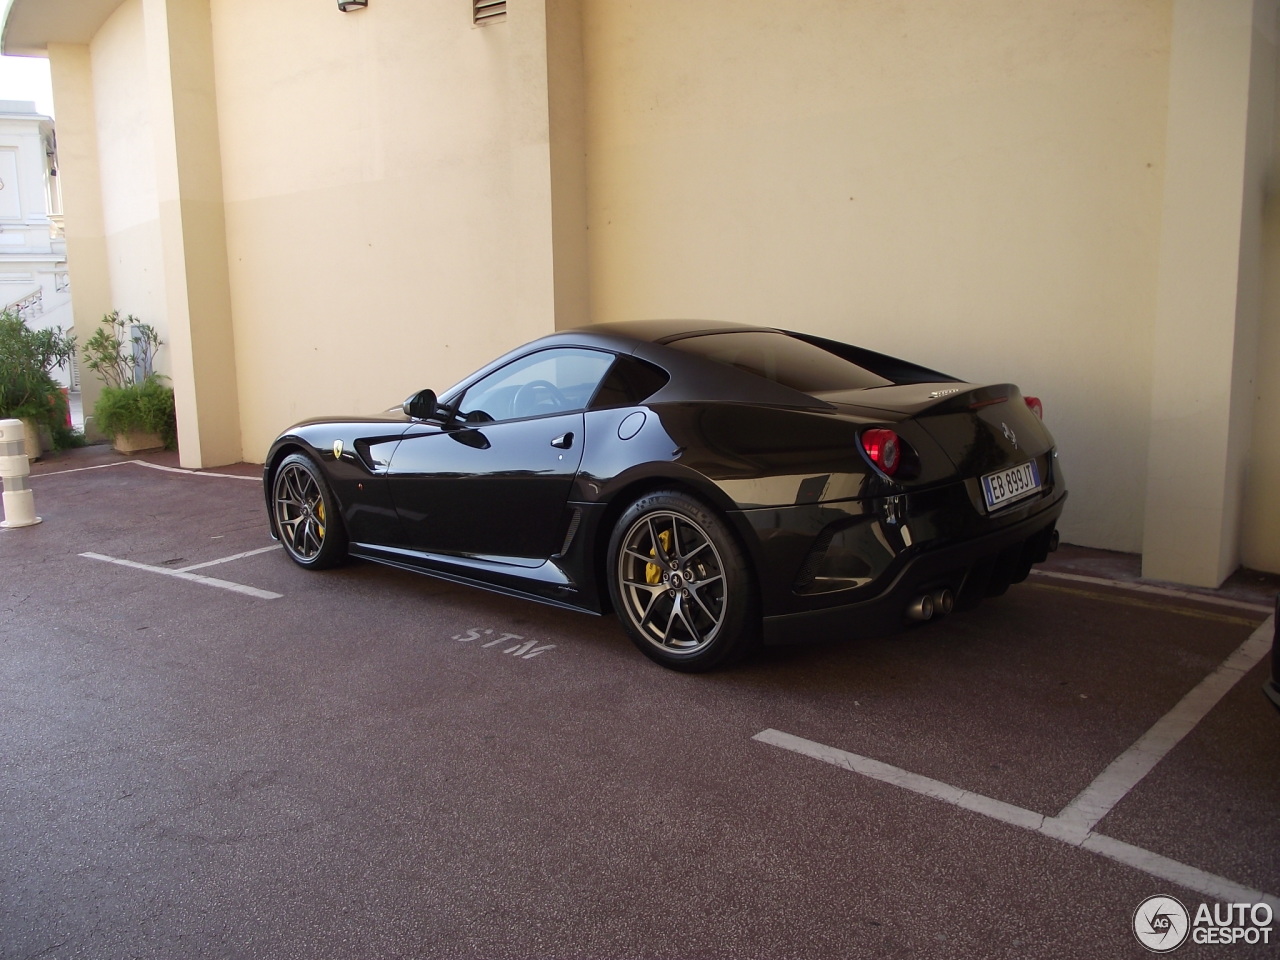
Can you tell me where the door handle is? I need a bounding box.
[551,432,574,449]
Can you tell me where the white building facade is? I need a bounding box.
[0,98,74,388]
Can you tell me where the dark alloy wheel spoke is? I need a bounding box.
[688,583,720,624]
[673,596,702,645]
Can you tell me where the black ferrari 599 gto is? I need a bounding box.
[264,320,1066,671]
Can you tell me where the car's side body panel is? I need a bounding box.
[386,414,586,561]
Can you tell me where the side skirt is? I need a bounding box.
[349,542,601,617]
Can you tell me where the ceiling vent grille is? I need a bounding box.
[474,0,506,25]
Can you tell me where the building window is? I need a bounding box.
[473,0,506,25]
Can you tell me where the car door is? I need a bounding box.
[385,347,615,562]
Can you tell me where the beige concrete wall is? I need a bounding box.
[90,0,167,335]
[1142,0,1274,586]
[1245,20,1280,574]
[1247,235,1280,572]
[1248,357,1280,569]
[144,0,242,468]
[46,42,113,429]
[582,0,1173,556]
[546,0,590,327]
[1230,0,1277,577]
[208,0,560,460]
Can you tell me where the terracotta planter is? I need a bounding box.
[112,430,165,454]
[19,418,41,461]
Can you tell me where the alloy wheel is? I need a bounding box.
[616,510,728,655]
[274,461,328,562]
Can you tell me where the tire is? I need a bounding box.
[271,452,348,569]
[608,490,759,672]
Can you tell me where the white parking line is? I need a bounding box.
[81,551,282,600]
[44,460,279,598]
[38,459,259,482]
[755,727,1278,910]
[1054,621,1273,835]
[1030,568,1274,615]
[32,461,137,478]
[129,460,259,482]
[755,613,1278,910]
[176,544,281,572]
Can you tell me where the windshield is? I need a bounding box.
[667,331,893,393]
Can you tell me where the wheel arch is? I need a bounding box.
[268,445,350,568]
[588,473,760,618]
[263,440,327,538]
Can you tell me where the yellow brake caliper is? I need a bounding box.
[645,529,672,585]
[315,499,326,538]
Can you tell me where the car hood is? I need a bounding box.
[283,410,410,431]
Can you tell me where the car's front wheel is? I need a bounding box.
[608,491,758,671]
[272,452,348,569]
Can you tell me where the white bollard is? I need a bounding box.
[0,419,42,528]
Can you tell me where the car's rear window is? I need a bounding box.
[589,355,671,409]
[667,331,893,393]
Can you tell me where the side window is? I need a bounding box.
[589,356,671,409]
[458,348,614,423]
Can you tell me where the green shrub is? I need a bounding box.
[0,311,79,447]
[82,311,161,389]
[82,311,175,451]
[93,376,177,450]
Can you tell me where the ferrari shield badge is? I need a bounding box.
[332,440,344,460]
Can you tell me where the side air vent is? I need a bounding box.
[474,0,506,24]
[556,509,582,558]
[792,529,835,592]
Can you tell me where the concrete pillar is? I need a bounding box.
[1243,15,1280,575]
[507,0,589,330]
[142,0,241,468]
[46,43,113,441]
[1142,0,1277,586]
[546,0,590,327]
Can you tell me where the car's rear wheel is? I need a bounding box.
[608,491,758,671]
[272,452,348,569]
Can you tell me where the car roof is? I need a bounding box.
[572,318,769,343]
[522,319,770,356]
[437,319,831,410]
[514,320,836,411]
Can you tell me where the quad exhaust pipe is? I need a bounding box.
[906,588,955,622]
[905,594,934,621]
[933,587,955,616]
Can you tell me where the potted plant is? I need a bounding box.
[82,311,176,453]
[0,311,77,459]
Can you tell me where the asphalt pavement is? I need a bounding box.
[2,446,1277,960]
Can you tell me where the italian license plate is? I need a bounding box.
[981,460,1042,511]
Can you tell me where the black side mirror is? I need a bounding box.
[402,389,438,421]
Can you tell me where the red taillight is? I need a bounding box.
[1024,396,1044,420]
[861,428,901,476]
